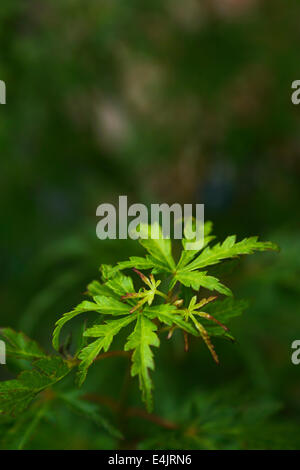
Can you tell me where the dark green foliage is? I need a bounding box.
[1,0,300,451]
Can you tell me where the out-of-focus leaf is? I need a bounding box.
[58,391,122,439]
[203,298,249,337]
[0,357,71,416]
[0,328,46,361]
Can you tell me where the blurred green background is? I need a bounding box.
[1,0,300,449]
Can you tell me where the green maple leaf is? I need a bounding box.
[0,356,71,416]
[117,223,176,275]
[52,300,103,350]
[180,235,279,272]
[77,314,137,386]
[172,231,278,298]
[0,330,121,443]
[137,223,176,272]
[177,220,216,270]
[124,315,160,412]
[87,271,136,306]
[104,272,135,297]
[117,256,160,272]
[0,330,73,417]
[53,296,132,351]
[173,271,233,296]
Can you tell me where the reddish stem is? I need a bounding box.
[94,350,130,362]
[83,393,179,430]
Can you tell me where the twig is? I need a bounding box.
[125,407,179,430]
[94,350,130,362]
[83,393,179,430]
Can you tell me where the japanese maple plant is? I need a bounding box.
[0,222,278,423]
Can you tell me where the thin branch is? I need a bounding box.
[83,393,179,430]
[125,406,179,430]
[94,350,130,362]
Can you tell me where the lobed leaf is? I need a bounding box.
[124,315,160,412]
[177,220,216,270]
[117,256,157,271]
[174,271,233,296]
[86,280,115,298]
[104,272,135,297]
[181,236,279,272]
[0,357,71,416]
[77,315,137,385]
[137,223,176,272]
[53,301,102,351]
[94,296,132,315]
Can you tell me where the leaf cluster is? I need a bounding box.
[52,222,278,411]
